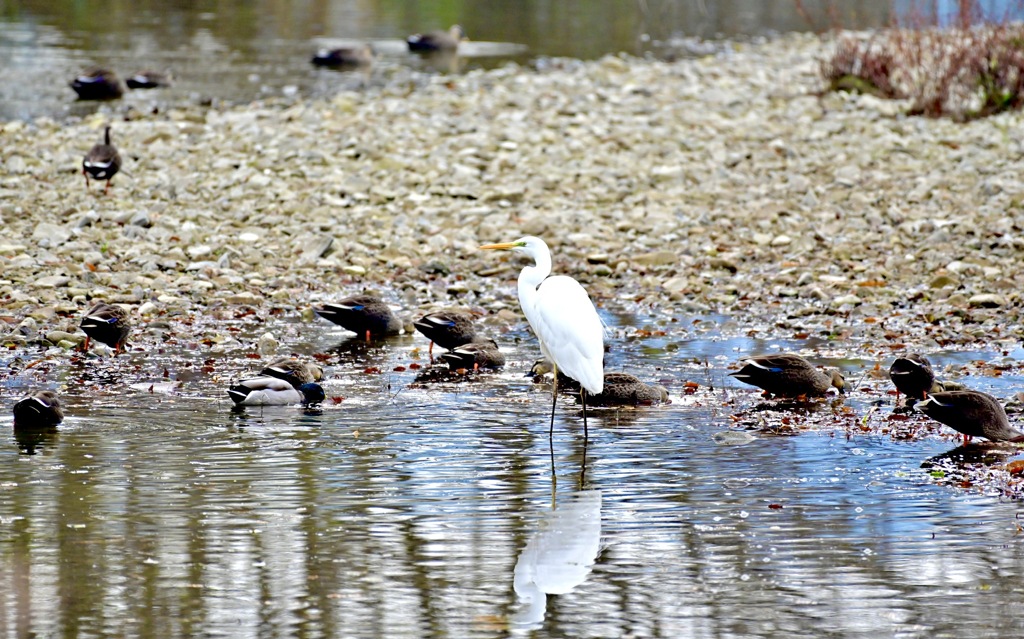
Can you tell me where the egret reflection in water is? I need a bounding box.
[512,490,602,629]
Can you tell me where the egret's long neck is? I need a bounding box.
[517,250,551,303]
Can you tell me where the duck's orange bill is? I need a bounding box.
[479,242,516,250]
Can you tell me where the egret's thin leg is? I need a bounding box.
[579,388,589,488]
[548,362,559,491]
[550,440,557,496]
[579,431,588,490]
[549,363,559,439]
[581,389,589,441]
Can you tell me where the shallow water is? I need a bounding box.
[3,311,1024,638]
[0,0,904,121]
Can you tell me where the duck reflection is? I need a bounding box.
[14,425,59,455]
[512,490,602,629]
[921,442,1023,469]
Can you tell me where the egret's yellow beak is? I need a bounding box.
[479,242,517,250]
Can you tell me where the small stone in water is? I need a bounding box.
[712,431,756,446]
[257,332,278,356]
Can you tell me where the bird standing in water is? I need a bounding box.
[80,302,131,354]
[315,295,402,341]
[916,390,1024,444]
[414,310,484,359]
[889,354,936,402]
[729,353,846,398]
[83,125,122,195]
[439,339,506,371]
[481,236,604,438]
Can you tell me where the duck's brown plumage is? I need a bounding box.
[729,354,846,398]
[70,67,125,100]
[125,70,173,89]
[414,310,485,355]
[916,390,1024,442]
[530,361,668,406]
[407,25,465,52]
[12,391,64,429]
[315,295,402,340]
[587,373,670,407]
[83,125,122,195]
[889,354,936,400]
[260,357,324,386]
[80,302,131,354]
[440,339,505,371]
[311,44,375,68]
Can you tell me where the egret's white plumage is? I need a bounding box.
[483,236,604,394]
[481,236,604,438]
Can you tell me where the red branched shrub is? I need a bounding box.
[822,23,1024,120]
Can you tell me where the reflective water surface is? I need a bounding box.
[3,314,1024,638]
[0,0,901,121]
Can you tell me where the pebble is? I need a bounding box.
[257,332,279,356]
[0,31,1018,357]
[969,293,1006,308]
[45,330,81,345]
[32,222,71,247]
[712,431,757,446]
[632,251,678,267]
[34,275,69,288]
[832,294,861,307]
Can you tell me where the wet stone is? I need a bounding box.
[45,330,81,345]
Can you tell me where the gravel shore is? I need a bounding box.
[2,31,1024,355]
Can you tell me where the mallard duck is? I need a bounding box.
[311,44,375,68]
[529,361,666,405]
[80,302,131,354]
[729,354,846,398]
[413,310,483,357]
[407,25,466,52]
[889,354,936,401]
[70,67,125,100]
[260,357,324,386]
[125,70,173,89]
[916,390,1024,443]
[588,373,670,407]
[315,295,402,340]
[83,125,122,195]
[12,391,64,428]
[439,339,505,370]
[227,377,326,406]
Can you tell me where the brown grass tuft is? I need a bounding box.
[822,23,1024,120]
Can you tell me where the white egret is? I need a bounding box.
[480,236,604,437]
